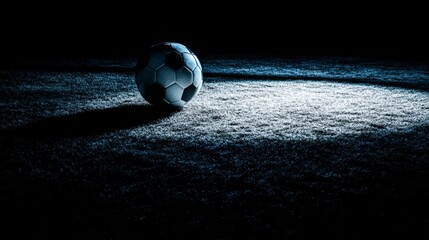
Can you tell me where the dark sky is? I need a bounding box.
[1,3,427,61]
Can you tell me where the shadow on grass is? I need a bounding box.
[2,104,179,137]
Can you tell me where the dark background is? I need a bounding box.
[1,3,428,62]
[1,3,429,239]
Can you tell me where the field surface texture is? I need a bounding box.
[1,56,429,239]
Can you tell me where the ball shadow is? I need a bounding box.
[2,104,179,138]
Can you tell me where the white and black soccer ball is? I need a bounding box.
[135,42,203,108]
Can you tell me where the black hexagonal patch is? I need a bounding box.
[182,84,197,102]
[165,52,183,70]
[145,83,165,105]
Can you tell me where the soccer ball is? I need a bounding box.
[135,42,203,108]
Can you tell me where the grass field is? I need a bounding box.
[1,56,429,239]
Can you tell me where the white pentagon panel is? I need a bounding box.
[170,42,191,53]
[176,67,193,88]
[156,66,176,87]
[148,52,165,70]
[193,66,203,87]
[164,83,184,103]
[182,53,197,71]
